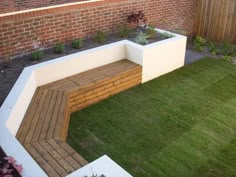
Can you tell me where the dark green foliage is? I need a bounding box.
[219,42,235,56]
[193,36,207,52]
[207,41,217,55]
[95,31,107,43]
[31,50,43,60]
[118,26,130,38]
[68,58,236,177]
[72,39,83,49]
[55,43,65,54]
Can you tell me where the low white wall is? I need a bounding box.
[1,68,36,136]
[125,40,143,65]
[67,155,132,177]
[33,41,126,86]
[125,30,187,83]
[142,31,187,82]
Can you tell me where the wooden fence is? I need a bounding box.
[194,0,236,43]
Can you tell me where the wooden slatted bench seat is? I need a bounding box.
[16,59,142,177]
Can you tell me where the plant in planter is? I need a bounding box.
[160,32,175,39]
[135,32,149,45]
[118,26,131,38]
[95,31,107,43]
[31,50,44,60]
[72,39,84,49]
[146,26,157,39]
[0,147,23,177]
[127,11,147,31]
[55,43,65,54]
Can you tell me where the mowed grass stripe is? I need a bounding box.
[67,58,236,177]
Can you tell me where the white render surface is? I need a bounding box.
[67,155,132,177]
[0,29,186,177]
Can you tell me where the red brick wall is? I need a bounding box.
[0,0,86,14]
[0,0,197,61]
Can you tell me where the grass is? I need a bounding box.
[67,58,236,177]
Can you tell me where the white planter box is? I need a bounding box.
[126,29,187,83]
[0,29,186,177]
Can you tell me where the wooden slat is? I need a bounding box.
[24,89,48,144]
[17,89,43,142]
[46,91,64,140]
[69,71,141,109]
[39,91,59,141]
[32,90,53,142]
[53,93,68,138]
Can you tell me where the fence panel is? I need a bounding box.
[195,0,236,43]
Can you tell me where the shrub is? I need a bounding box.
[222,55,232,62]
[31,50,43,60]
[127,11,147,27]
[146,26,157,39]
[95,31,107,43]
[135,32,149,45]
[55,43,65,54]
[193,35,207,51]
[194,36,207,46]
[0,156,23,176]
[220,42,235,56]
[118,26,130,38]
[207,41,217,55]
[72,39,83,49]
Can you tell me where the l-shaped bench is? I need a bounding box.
[16,59,142,177]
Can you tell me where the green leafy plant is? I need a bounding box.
[135,32,149,45]
[160,32,175,39]
[146,26,157,39]
[95,31,107,43]
[31,50,43,60]
[194,36,207,46]
[72,39,84,49]
[118,26,130,38]
[55,43,65,54]
[193,35,207,52]
[207,41,217,55]
[222,55,232,63]
[220,42,235,56]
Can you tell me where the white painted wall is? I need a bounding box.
[3,68,37,136]
[0,29,186,177]
[67,155,132,177]
[142,32,187,82]
[33,41,126,86]
[125,40,143,65]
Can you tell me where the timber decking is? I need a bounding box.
[16,59,142,177]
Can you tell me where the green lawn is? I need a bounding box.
[67,58,236,177]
